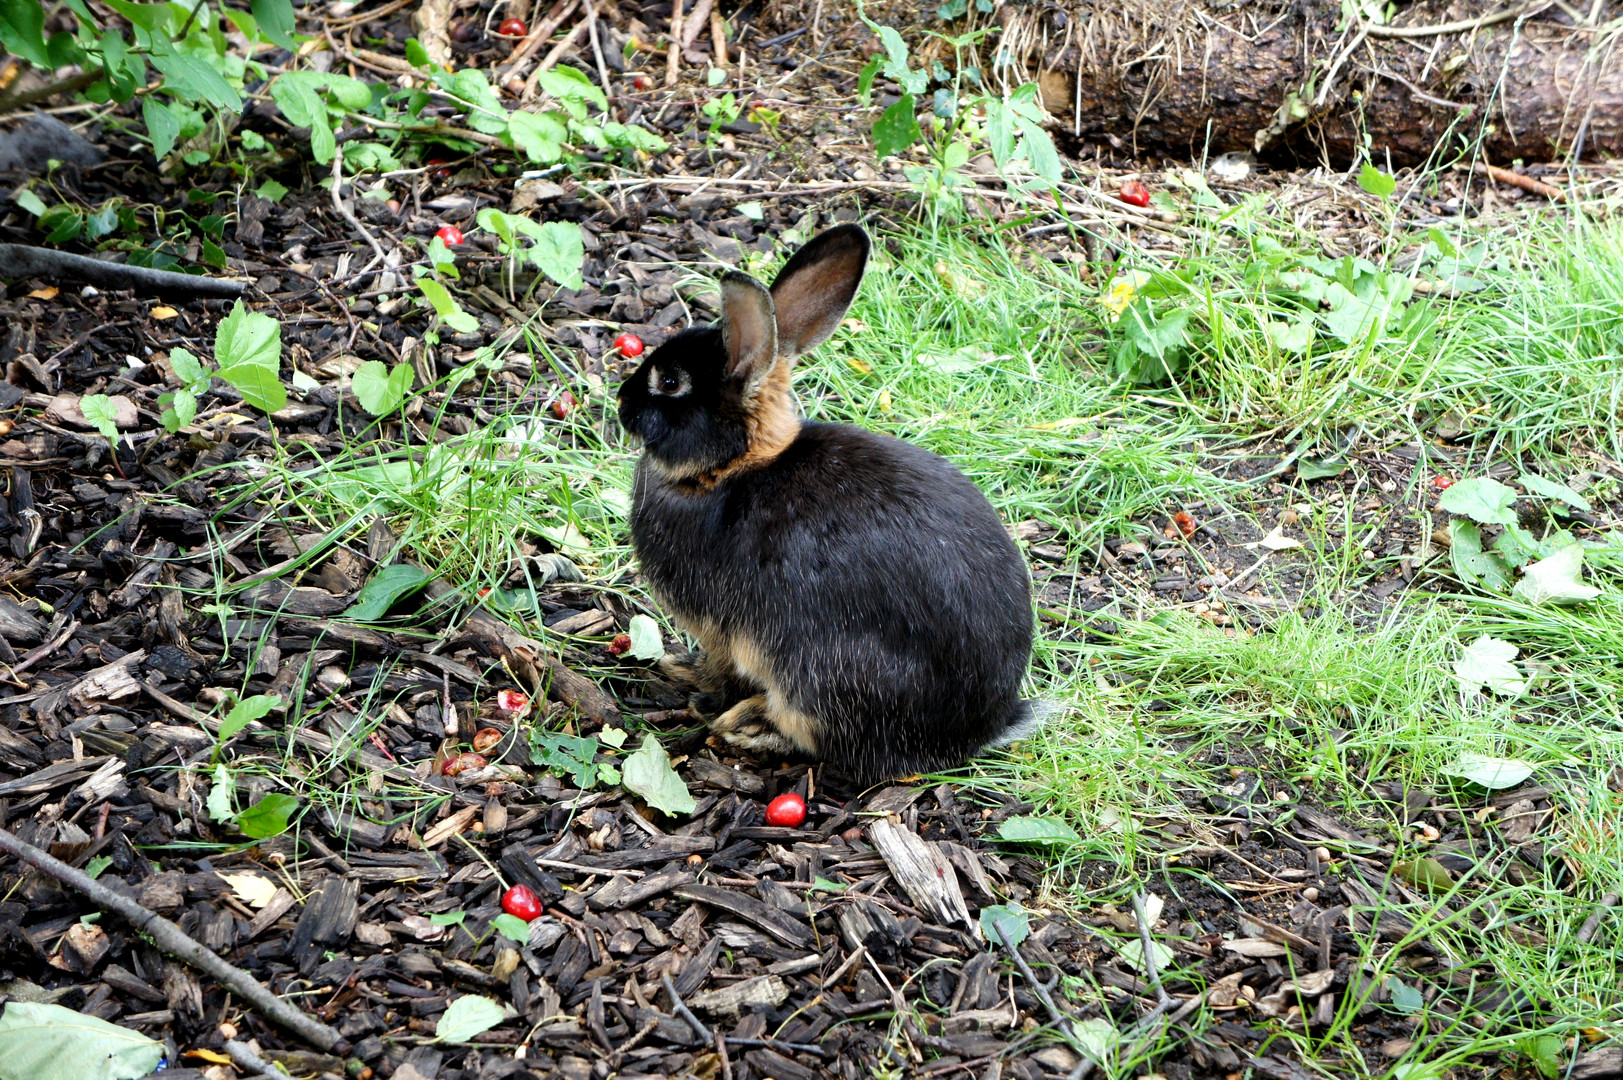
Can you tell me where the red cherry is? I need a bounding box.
[1119,180,1151,207]
[764,793,807,828]
[442,752,487,776]
[1433,475,1455,490]
[425,157,453,182]
[497,17,528,37]
[435,225,465,246]
[1172,510,1196,538]
[607,633,632,655]
[501,883,544,920]
[614,332,645,357]
[551,390,576,418]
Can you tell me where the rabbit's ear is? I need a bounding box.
[770,224,870,361]
[721,270,778,389]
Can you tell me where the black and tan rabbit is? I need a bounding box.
[616,224,1042,784]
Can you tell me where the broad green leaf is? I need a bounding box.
[216,361,288,414]
[1453,635,1525,697]
[429,910,467,926]
[1265,317,1314,354]
[873,95,921,159]
[347,563,429,620]
[600,120,667,153]
[528,222,585,290]
[491,912,532,943]
[142,98,181,160]
[622,735,695,816]
[163,388,198,432]
[1296,456,1347,480]
[207,763,235,823]
[435,995,506,1044]
[1517,1035,1564,1080]
[1448,519,1513,591]
[1358,162,1396,199]
[996,816,1080,845]
[1493,523,1545,569]
[1513,543,1601,605]
[1393,857,1453,891]
[236,792,299,838]
[599,726,628,750]
[627,614,663,660]
[0,0,50,65]
[856,55,882,107]
[1070,1018,1121,1062]
[149,53,242,111]
[218,694,280,742]
[167,347,206,386]
[535,65,607,110]
[1442,753,1534,790]
[0,1001,164,1080]
[1015,117,1061,183]
[12,187,46,217]
[979,902,1030,947]
[251,0,296,50]
[418,278,480,333]
[1124,305,1190,361]
[102,0,170,31]
[508,110,568,163]
[1518,472,1592,513]
[215,300,281,370]
[1119,937,1175,975]
[1438,476,1520,526]
[1387,978,1424,1014]
[79,394,120,444]
[352,360,415,415]
[448,68,510,134]
[255,178,288,202]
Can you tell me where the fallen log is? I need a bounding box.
[1000,0,1623,165]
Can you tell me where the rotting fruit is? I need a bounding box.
[502,883,543,920]
[764,793,807,828]
[442,752,488,776]
[472,728,503,753]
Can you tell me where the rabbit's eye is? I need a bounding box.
[648,366,690,397]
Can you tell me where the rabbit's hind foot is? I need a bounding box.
[709,695,815,758]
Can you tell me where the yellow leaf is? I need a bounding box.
[877,388,892,412]
[841,317,868,332]
[151,306,180,320]
[1102,270,1152,321]
[27,287,58,300]
[847,358,873,375]
[217,872,278,909]
[184,1049,234,1064]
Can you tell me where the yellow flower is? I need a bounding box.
[1103,270,1152,322]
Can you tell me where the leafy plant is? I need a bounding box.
[622,735,695,815]
[352,361,416,416]
[347,564,430,620]
[435,995,506,1044]
[475,210,586,299]
[162,302,288,430]
[0,1001,164,1080]
[79,394,121,451]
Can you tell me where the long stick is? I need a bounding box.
[0,245,244,299]
[0,826,349,1054]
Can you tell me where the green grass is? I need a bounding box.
[207,180,1623,1078]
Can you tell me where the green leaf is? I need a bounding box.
[508,109,567,163]
[417,278,480,333]
[216,361,288,414]
[996,816,1080,845]
[85,855,113,879]
[627,614,663,660]
[1124,304,1191,362]
[149,52,243,111]
[435,995,506,1044]
[1393,857,1453,891]
[1448,519,1513,591]
[1296,456,1347,480]
[1441,753,1535,790]
[873,95,921,159]
[218,694,280,742]
[528,222,585,290]
[102,0,170,31]
[162,389,197,433]
[1513,543,1601,605]
[1265,317,1314,354]
[0,1001,165,1080]
[532,732,601,789]
[1358,162,1396,199]
[622,735,696,816]
[0,0,50,65]
[79,394,120,444]
[236,792,299,839]
[979,902,1030,947]
[535,65,608,111]
[12,187,46,217]
[352,360,415,416]
[142,98,180,160]
[856,55,882,107]
[216,300,281,370]
[347,563,430,621]
[491,912,532,943]
[172,348,206,385]
[1439,477,1520,527]
[207,763,236,823]
[1015,118,1061,183]
[405,37,433,68]
[1517,1035,1564,1080]
[1453,635,1525,697]
[1387,978,1424,1014]
[428,910,467,927]
[251,0,296,50]
[255,178,289,202]
[1517,472,1592,513]
[599,726,627,750]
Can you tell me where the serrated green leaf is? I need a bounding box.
[1448,519,1513,591]
[532,732,601,789]
[996,816,1080,845]
[256,178,288,202]
[1441,753,1535,790]
[216,361,288,414]
[85,855,113,879]
[352,360,414,416]
[0,1001,164,1080]
[79,394,120,444]
[435,995,506,1043]
[622,735,695,816]
[164,388,198,432]
[1358,162,1396,199]
[508,109,567,163]
[215,300,280,369]
[207,763,236,823]
[979,902,1030,947]
[528,222,585,290]
[149,52,242,111]
[1453,635,1525,697]
[1438,476,1520,526]
[1513,543,1601,605]
[1387,978,1424,1014]
[347,563,429,621]
[1015,117,1061,183]
[627,614,663,660]
[236,792,299,838]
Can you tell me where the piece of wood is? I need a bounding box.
[665,0,683,86]
[243,887,297,941]
[291,875,359,975]
[589,867,696,910]
[0,596,44,644]
[686,974,788,1017]
[0,245,244,298]
[868,820,978,938]
[674,884,814,948]
[0,757,112,798]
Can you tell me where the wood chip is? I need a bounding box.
[868,820,977,938]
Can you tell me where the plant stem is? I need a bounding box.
[0,67,106,117]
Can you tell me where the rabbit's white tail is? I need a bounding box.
[982,698,1062,751]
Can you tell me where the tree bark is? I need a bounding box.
[1004,0,1623,166]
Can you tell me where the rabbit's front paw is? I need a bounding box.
[710,696,804,757]
[658,650,702,685]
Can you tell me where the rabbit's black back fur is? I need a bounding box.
[618,224,1038,784]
